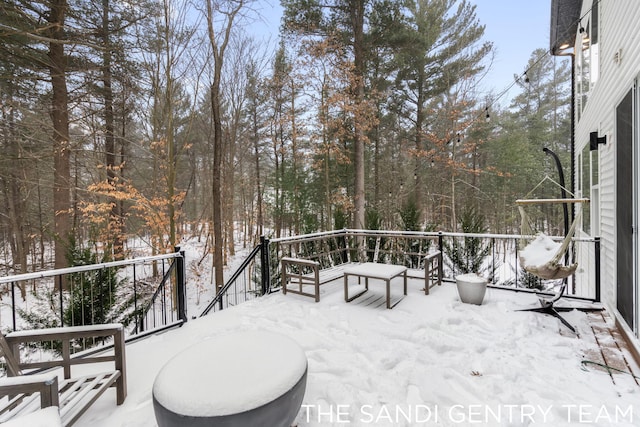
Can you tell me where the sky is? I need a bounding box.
[251,0,554,107]
[472,0,553,103]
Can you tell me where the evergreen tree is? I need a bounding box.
[444,205,491,276]
[393,0,492,217]
[64,239,121,327]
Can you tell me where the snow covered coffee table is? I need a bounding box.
[343,262,407,309]
[152,330,307,427]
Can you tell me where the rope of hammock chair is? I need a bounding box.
[525,175,576,199]
[517,176,589,203]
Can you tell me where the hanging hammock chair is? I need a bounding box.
[516,177,589,280]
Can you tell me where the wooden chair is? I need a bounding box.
[0,323,127,426]
[423,251,443,295]
[281,257,356,302]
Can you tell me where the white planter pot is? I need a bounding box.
[455,274,487,305]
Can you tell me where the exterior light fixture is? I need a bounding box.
[589,131,607,150]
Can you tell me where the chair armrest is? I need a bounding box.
[424,251,442,262]
[0,373,60,408]
[5,323,123,341]
[281,257,320,268]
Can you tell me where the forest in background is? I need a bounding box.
[0,0,571,290]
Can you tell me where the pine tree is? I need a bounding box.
[393,0,492,220]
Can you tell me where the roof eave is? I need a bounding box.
[550,0,583,56]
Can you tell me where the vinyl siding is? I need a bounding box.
[575,1,640,322]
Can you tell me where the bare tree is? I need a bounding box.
[204,0,253,292]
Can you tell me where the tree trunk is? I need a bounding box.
[49,0,72,278]
[166,64,177,251]
[352,0,366,232]
[414,73,424,212]
[290,80,300,235]
[2,98,28,299]
[101,0,123,258]
[211,80,224,292]
[253,108,264,239]
[224,126,235,260]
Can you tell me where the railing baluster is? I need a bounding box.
[595,237,601,302]
[11,281,16,331]
[162,275,167,325]
[133,265,138,332]
[58,275,64,327]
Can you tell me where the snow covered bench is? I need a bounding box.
[152,330,307,427]
[281,257,356,302]
[0,323,127,426]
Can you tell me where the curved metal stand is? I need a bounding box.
[518,282,602,333]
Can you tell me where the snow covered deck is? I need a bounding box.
[75,277,639,426]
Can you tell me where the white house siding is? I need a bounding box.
[574,236,597,299]
[575,0,640,335]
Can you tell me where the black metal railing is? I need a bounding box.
[200,236,271,316]
[269,229,601,302]
[134,248,187,335]
[3,228,595,340]
[0,249,188,341]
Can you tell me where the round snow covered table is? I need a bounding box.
[152,330,307,427]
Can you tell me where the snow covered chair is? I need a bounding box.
[0,324,127,426]
[517,200,585,280]
[516,188,590,332]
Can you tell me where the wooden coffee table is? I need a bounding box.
[343,263,407,309]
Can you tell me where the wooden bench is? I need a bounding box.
[0,323,127,426]
[281,257,354,302]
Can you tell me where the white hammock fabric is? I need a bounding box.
[517,186,585,280]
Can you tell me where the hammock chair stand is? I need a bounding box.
[520,300,603,334]
[516,188,598,333]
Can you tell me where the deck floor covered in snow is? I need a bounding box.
[74,277,639,427]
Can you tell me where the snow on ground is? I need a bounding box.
[2,406,61,427]
[75,277,639,427]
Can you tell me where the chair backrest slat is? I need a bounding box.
[0,334,22,376]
